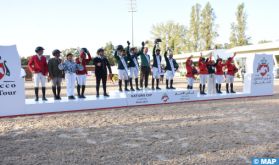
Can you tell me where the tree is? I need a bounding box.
[21,57,29,65]
[188,3,201,51]
[230,3,249,47]
[103,41,116,66]
[150,21,188,54]
[61,48,80,58]
[200,2,218,50]
[229,23,238,48]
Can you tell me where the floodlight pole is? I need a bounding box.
[128,0,136,46]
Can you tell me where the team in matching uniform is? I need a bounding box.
[186,52,238,95]
[28,44,238,101]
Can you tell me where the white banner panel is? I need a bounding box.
[244,54,274,95]
[126,89,198,106]
[0,45,25,116]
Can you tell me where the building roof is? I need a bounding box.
[227,42,279,53]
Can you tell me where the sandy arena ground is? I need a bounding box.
[1,81,279,165]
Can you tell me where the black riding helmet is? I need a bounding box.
[116,45,124,51]
[97,48,104,54]
[35,46,44,53]
[52,49,61,56]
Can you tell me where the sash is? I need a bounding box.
[156,55,161,73]
[169,58,175,75]
[132,57,139,71]
[120,56,129,75]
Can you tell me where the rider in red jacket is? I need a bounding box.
[75,48,92,98]
[198,53,208,95]
[215,56,226,93]
[28,46,48,101]
[225,53,237,93]
[186,55,195,89]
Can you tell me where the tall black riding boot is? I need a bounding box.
[170,80,175,89]
[57,86,61,100]
[218,84,222,94]
[129,78,135,91]
[35,87,39,101]
[202,84,206,95]
[52,86,57,100]
[118,80,123,92]
[77,84,81,98]
[156,79,161,90]
[226,83,229,93]
[215,83,220,93]
[152,78,155,90]
[187,85,190,89]
[135,78,140,90]
[42,87,47,101]
[103,82,109,97]
[140,78,143,88]
[81,85,86,98]
[199,84,203,95]
[230,83,236,93]
[166,79,170,89]
[96,81,100,97]
[125,80,130,91]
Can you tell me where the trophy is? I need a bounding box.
[154,38,162,50]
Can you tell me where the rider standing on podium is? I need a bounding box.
[198,53,209,95]
[186,55,196,89]
[114,45,130,92]
[126,41,141,91]
[139,42,151,89]
[164,48,179,89]
[93,48,112,97]
[226,53,238,93]
[76,48,92,99]
[28,46,48,101]
[152,39,162,90]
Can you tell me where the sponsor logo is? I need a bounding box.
[161,93,169,103]
[253,57,272,85]
[0,56,10,80]
[257,57,269,77]
[0,55,16,96]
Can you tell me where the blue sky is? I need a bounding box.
[0,0,278,57]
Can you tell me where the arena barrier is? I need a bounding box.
[0,45,274,117]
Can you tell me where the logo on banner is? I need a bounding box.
[253,57,272,85]
[257,57,269,77]
[161,93,169,103]
[0,56,10,80]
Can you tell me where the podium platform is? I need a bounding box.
[0,46,275,117]
[21,88,254,117]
